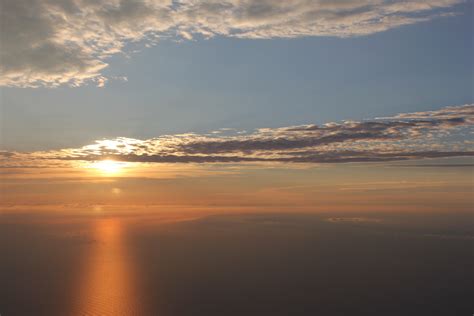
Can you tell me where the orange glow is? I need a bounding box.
[92,160,128,175]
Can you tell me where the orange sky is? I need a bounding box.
[1,158,472,216]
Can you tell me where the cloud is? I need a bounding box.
[0,0,465,87]
[377,104,474,121]
[0,0,173,87]
[2,104,473,166]
[326,217,382,223]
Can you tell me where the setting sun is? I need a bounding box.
[92,160,127,174]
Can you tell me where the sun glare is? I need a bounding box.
[93,160,127,174]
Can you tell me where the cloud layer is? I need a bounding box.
[0,0,464,87]
[3,104,473,166]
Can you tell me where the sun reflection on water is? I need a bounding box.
[74,219,142,316]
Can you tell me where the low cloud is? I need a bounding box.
[326,217,382,223]
[3,104,473,166]
[0,0,465,87]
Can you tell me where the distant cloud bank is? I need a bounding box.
[3,104,473,166]
[0,0,465,87]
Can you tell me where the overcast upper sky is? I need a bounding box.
[0,0,472,152]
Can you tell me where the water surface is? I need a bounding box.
[0,211,472,315]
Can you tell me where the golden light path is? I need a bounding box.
[73,219,143,316]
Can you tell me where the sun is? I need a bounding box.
[92,160,127,174]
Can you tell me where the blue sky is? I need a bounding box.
[0,0,472,151]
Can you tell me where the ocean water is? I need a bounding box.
[0,211,472,316]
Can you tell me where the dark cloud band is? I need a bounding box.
[2,104,473,166]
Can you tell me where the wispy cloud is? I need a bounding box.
[2,104,473,166]
[0,0,465,87]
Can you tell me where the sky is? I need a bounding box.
[0,0,473,213]
[0,0,473,151]
[0,0,472,210]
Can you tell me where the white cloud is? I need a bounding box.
[0,0,465,87]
